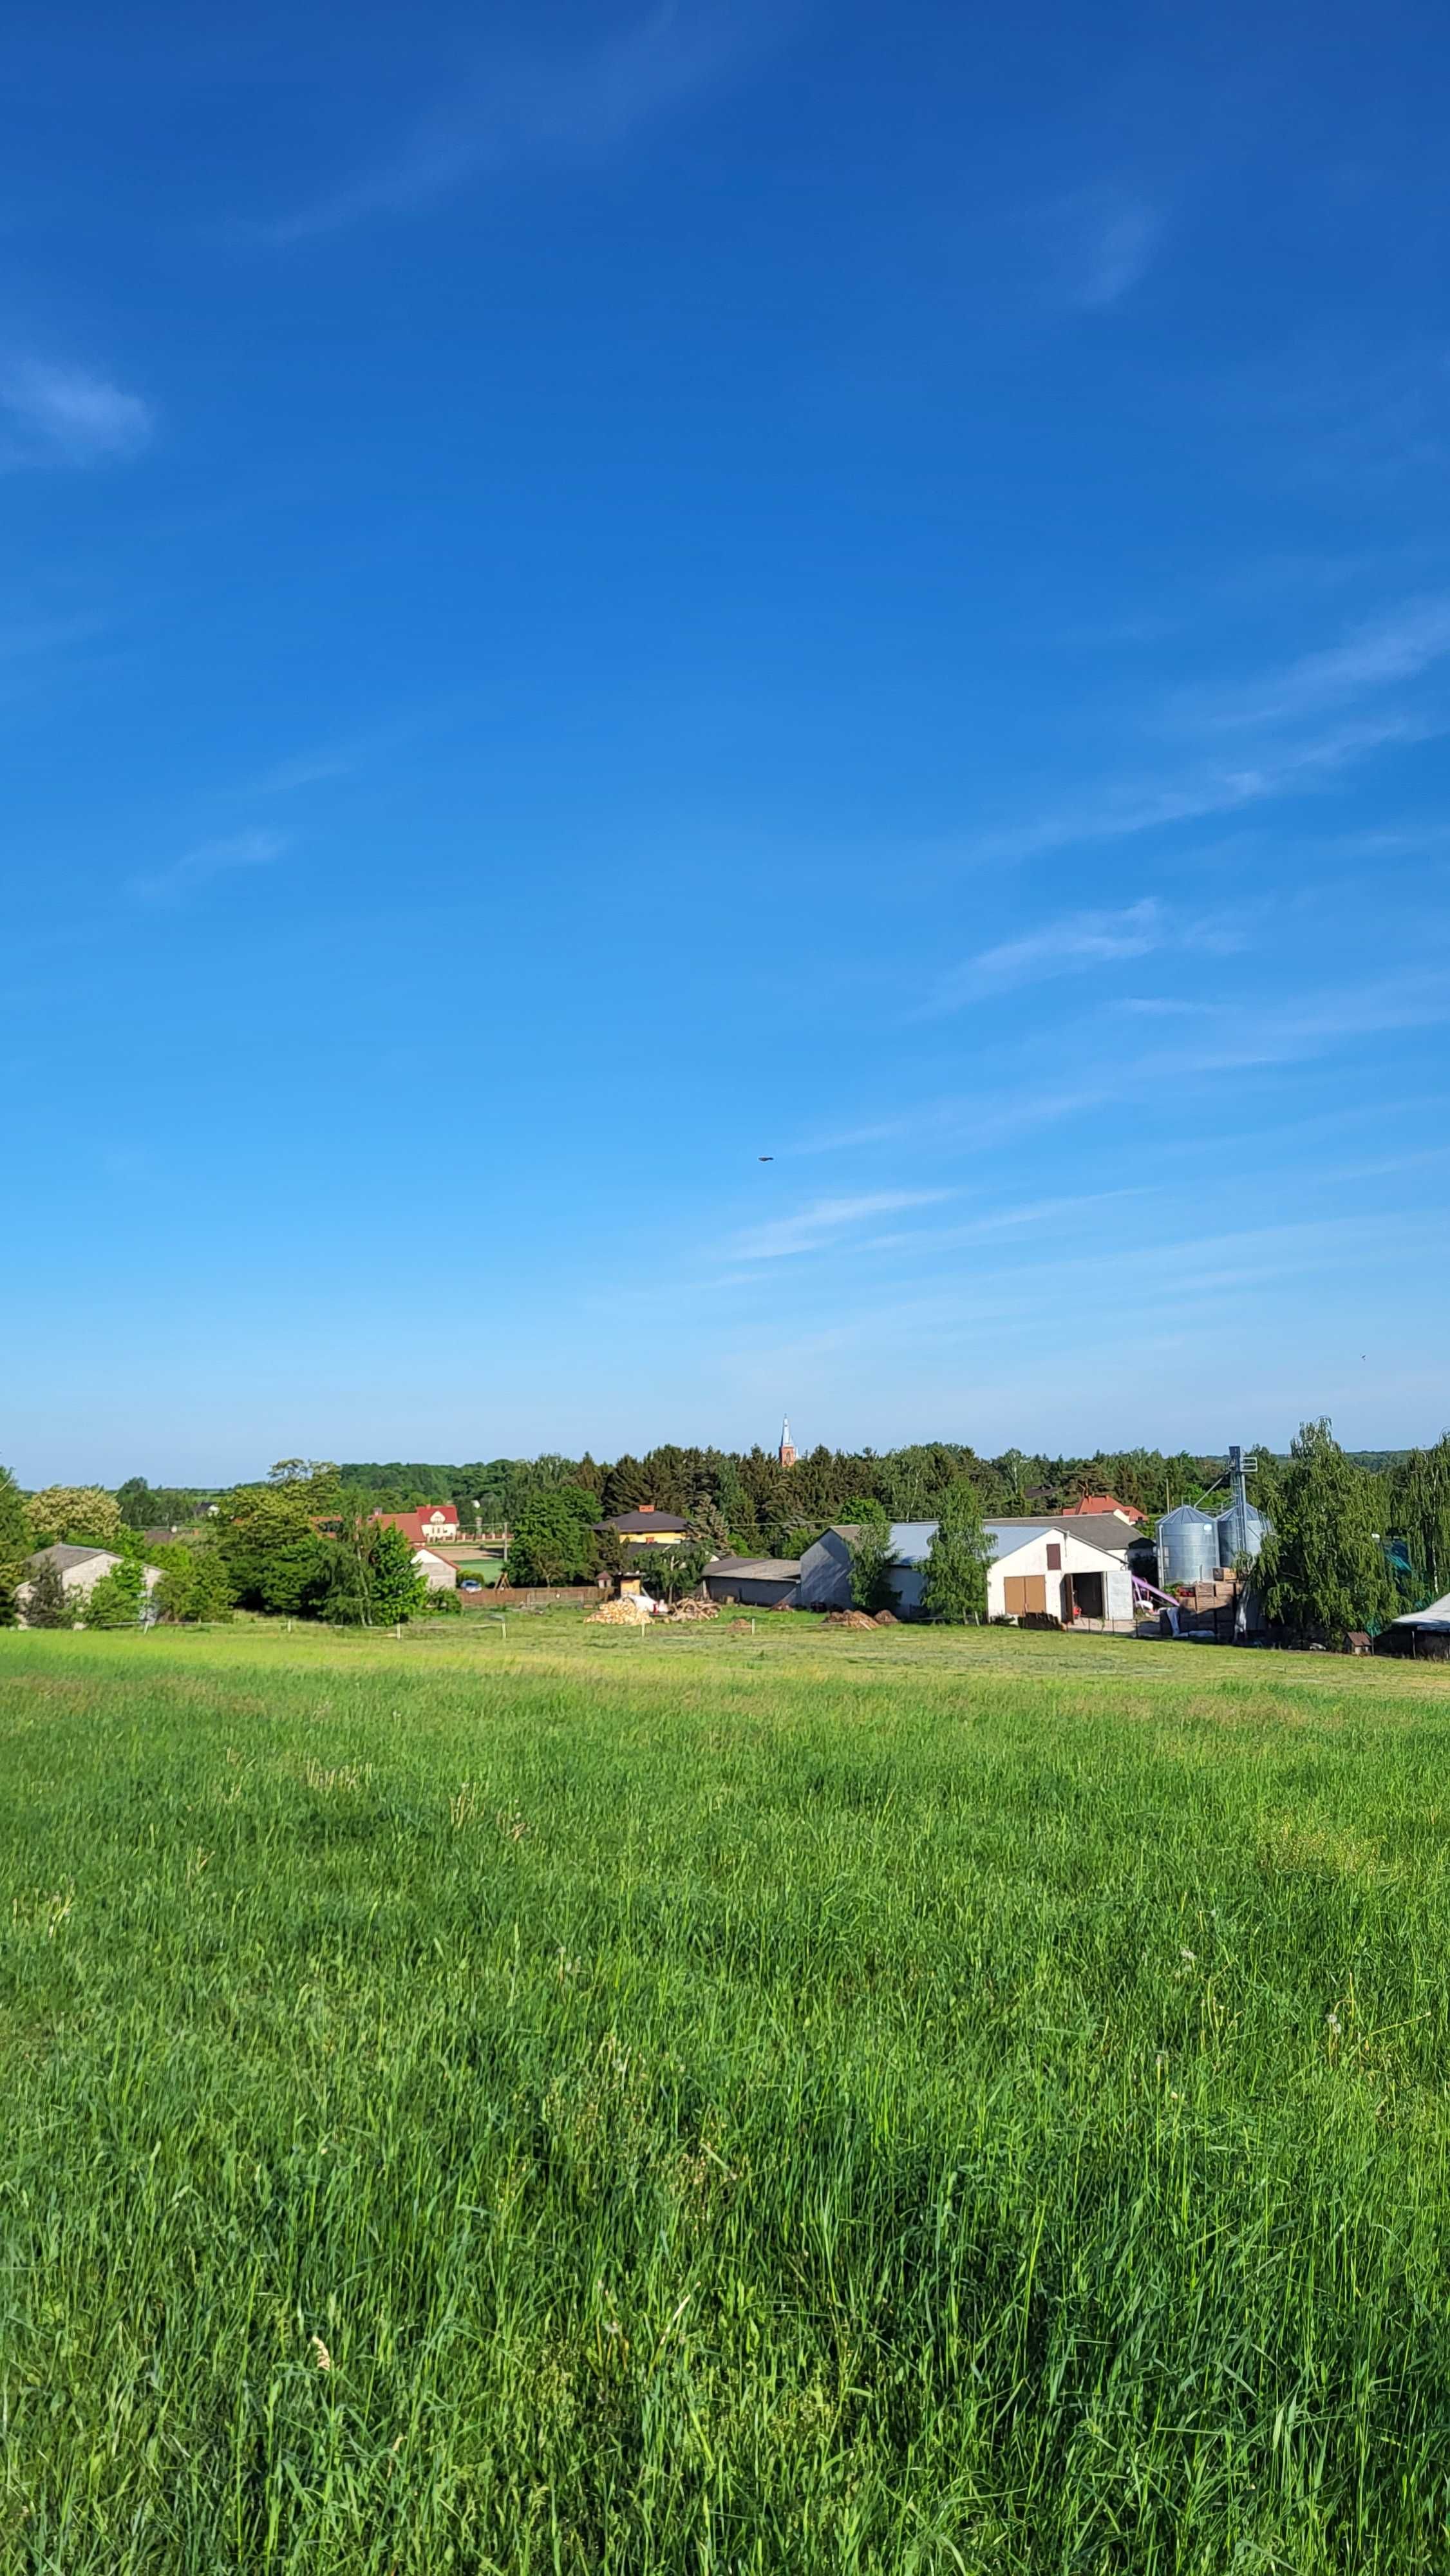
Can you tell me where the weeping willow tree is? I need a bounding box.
[1391,1435,1450,1602]
[921,1479,995,1625]
[1257,1420,1399,1645]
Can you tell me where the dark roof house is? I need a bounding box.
[598,1507,692,1539]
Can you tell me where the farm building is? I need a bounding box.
[703,1554,801,1607]
[17,1543,163,1623]
[1380,1593,1450,1660]
[798,1520,1135,1628]
[412,1547,458,1591]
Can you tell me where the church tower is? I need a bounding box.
[778,1416,797,1470]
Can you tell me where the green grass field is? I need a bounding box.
[5,1615,1450,2573]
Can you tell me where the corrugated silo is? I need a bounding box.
[1216,1503,1266,1568]
[1157,1504,1218,1589]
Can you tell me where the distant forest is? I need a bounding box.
[112,1441,1423,1555]
[113,1445,1422,1544]
[308,1442,1413,1557]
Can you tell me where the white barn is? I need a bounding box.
[798,1519,1135,1629]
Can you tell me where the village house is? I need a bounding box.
[596,1506,692,1549]
[372,1503,460,1549]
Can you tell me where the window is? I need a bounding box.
[1046,1542,1062,1571]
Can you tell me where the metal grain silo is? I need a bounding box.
[1157,1504,1218,1588]
[1216,1503,1266,1568]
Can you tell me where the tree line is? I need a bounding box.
[2,1426,1447,1642]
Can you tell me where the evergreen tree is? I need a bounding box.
[1257,1419,1399,1645]
[22,1558,70,1628]
[921,1478,994,1625]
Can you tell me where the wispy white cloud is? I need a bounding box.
[1062,192,1161,310]
[253,747,357,793]
[259,3,773,243]
[0,358,153,468]
[1189,593,1450,730]
[130,829,291,904]
[930,897,1224,1007]
[729,1189,952,1262]
[969,707,1442,866]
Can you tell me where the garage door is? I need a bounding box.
[1003,1574,1048,1616]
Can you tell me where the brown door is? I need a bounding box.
[1005,1573,1049,1616]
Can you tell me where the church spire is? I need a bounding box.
[778,1416,797,1469]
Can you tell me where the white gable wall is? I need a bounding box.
[988,1528,1134,1626]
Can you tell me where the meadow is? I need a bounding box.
[4,1614,1450,2573]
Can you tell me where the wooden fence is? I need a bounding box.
[459,1585,599,1610]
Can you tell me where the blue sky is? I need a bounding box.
[5,0,1449,1484]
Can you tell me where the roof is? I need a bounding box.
[811,1513,1137,1569]
[1393,1591,1450,1629]
[601,1510,692,1534]
[1060,1494,1144,1522]
[988,1512,1139,1555]
[706,1555,801,1579]
[29,1542,115,1573]
[887,1522,939,1566]
[373,1506,458,1546]
[984,1520,1127,1569]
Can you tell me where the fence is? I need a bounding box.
[459,1584,599,1611]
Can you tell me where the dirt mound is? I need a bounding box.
[873,1608,899,1625]
[824,1609,878,1631]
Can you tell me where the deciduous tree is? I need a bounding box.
[1257,1419,1398,1646]
[505,1488,599,1586]
[921,1479,994,1625]
[26,1487,122,1549]
[845,1502,899,1616]
[80,1558,146,1629]
[1392,1435,1450,1601]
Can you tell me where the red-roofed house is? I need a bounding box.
[372,1503,460,1549]
[1059,1494,1144,1525]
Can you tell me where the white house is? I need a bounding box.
[798,1519,1135,1629]
[413,1547,458,1591]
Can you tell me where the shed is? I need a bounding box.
[1380,1592,1450,1660]
[702,1554,800,1608]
